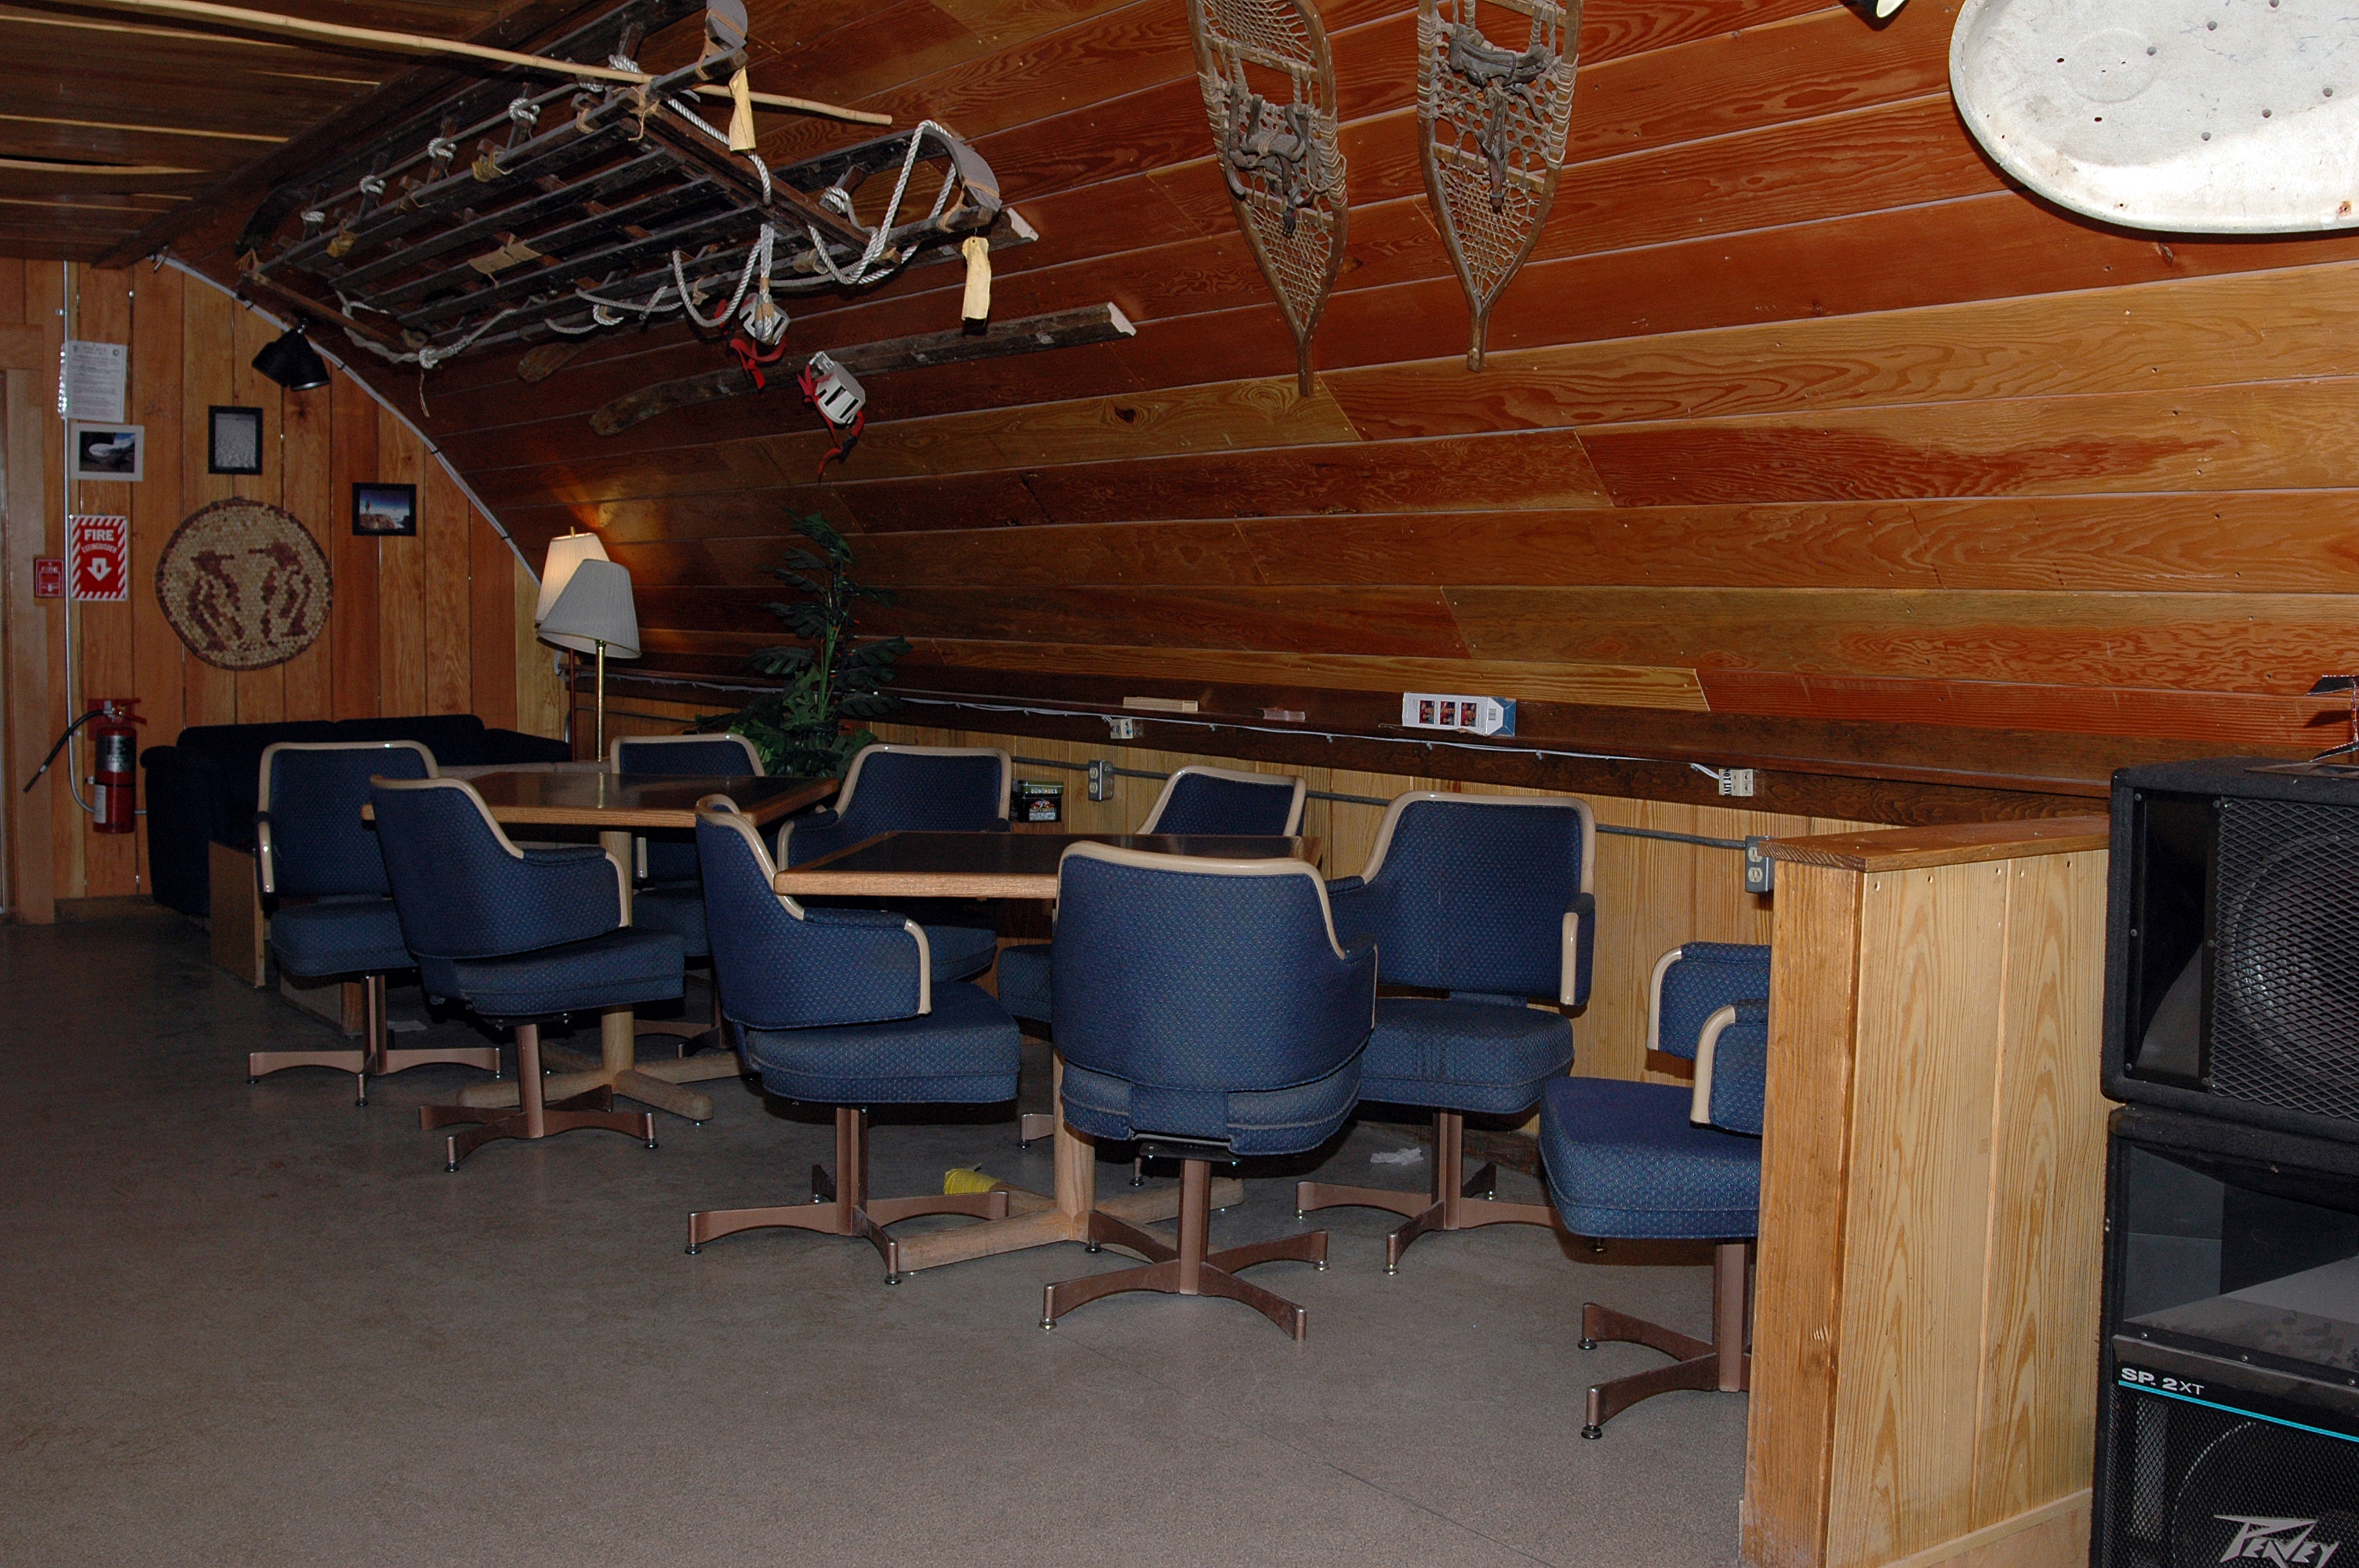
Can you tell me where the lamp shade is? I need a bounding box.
[536,558,640,658]
[533,531,609,623]
[252,319,331,391]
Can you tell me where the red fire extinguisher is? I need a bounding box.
[89,698,144,834]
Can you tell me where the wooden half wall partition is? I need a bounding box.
[1745,818,2113,1568]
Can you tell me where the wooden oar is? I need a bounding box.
[0,157,203,175]
[22,0,891,125]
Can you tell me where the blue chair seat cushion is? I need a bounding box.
[994,942,1051,1023]
[1538,1076,1760,1242]
[1060,1048,1361,1158]
[739,982,1020,1105]
[419,929,685,1020]
[921,922,997,983]
[270,897,413,978]
[630,881,708,959]
[1356,996,1574,1116]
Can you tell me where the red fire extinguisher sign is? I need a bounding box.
[67,514,128,602]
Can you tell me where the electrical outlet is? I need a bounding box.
[1399,693,1516,735]
[1105,717,1136,740]
[1744,837,1776,895]
[1717,768,1756,797]
[1087,759,1110,800]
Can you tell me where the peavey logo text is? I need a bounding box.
[2216,1516,2344,1565]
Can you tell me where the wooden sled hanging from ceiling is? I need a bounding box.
[1191,0,1348,397]
[231,0,1023,376]
[1418,0,1579,370]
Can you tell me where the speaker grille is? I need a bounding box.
[2168,1410,2359,1568]
[2105,1391,2359,1568]
[2212,800,2359,1123]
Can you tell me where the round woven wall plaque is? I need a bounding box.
[154,499,332,670]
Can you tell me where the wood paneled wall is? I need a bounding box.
[598,696,1874,1080]
[0,261,563,918]
[158,0,2359,805]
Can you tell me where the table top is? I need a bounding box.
[773,831,1319,898]
[365,771,837,829]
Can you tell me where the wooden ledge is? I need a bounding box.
[1765,815,2110,873]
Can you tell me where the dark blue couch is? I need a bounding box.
[141,714,572,916]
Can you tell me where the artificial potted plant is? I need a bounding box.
[700,514,909,777]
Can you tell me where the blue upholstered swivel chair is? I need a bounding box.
[1539,942,1770,1438]
[995,764,1306,1029]
[1041,844,1377,1340]
[246,741,499,1103]
[609,731,764,1047]
[1140,764,1306,837]
[685,800,1021,1279]
[1296,792,1595,1271]
[370,777,677,1171]
[775,742,1010,984]
[775,742,1010,866]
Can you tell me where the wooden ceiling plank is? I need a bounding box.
[433,230,2359,471]
[1579,376,2359,508]
[1322,258,2359,441]
[784,489,2359,598]
[1447,586,2359,695]
[1700,670,2343,750]
[92,0,627,268]
[894,639,1714,712]
[0,111,284,143]
[855,428,1617,528]
[1560,1,1954,162]
[629,580,1470,655]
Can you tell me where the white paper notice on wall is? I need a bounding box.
[60,341,127,423]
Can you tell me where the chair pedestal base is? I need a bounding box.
[247,974,500,1105]
[1578,1240,1752,1438]
[685,1107,1012,1280]
[422,1023,655,1171]
[1296,1110,1559,1272]
[1044,1160,1328,1341]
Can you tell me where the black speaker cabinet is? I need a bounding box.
[2108,757,2359,1143]
[2095,1105,2359,1568]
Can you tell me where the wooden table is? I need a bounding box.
[375,771,838,1123]
[774,830,1321,1276]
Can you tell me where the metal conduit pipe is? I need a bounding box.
[1010,753,1748,853]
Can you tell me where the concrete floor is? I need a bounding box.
[1,914,1748,1567]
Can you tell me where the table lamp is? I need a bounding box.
[536,557,640,755]
[534,530,609,624]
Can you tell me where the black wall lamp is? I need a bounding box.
[251,317,331,391]
[1847,0,1906,23]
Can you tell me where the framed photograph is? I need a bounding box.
[207,405,263,475]
[351,481,417,536]
[67,422,143,483]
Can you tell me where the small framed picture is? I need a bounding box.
[351,481,417,536]
[68,422,143,483]
[208,406,263,475]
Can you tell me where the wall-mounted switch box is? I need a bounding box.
[1087,759,1110,800]
[1400,693,1516,736]
[1744,837,1776,895]
[1717,768,1756,797]
[1105,717,1136,740]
